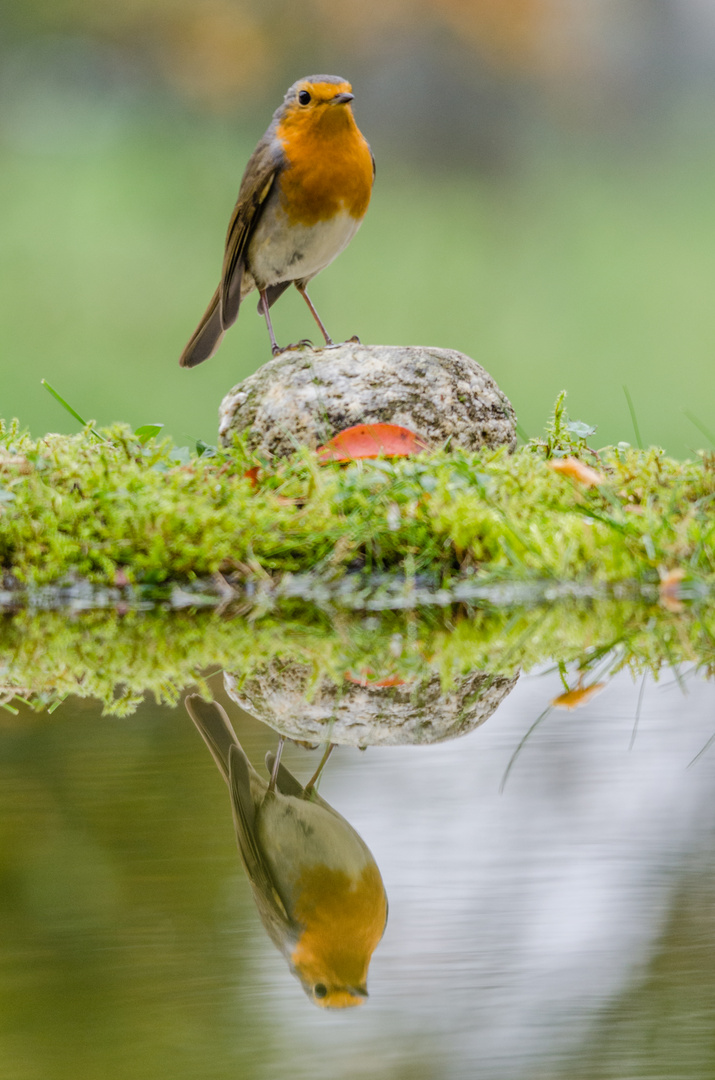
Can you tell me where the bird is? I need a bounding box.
[179,75,374,368]
[184,695,388,1008]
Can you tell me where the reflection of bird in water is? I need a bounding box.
[185,695,388,1008]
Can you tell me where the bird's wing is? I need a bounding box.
[256,280,292,313]
[219,135,284,328]
[228,744,298,950]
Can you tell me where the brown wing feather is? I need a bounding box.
[185,694,242,781]
[179,287,224,368]
[219,136,282,329]
[179,129,284,366]
[228,745,299,954]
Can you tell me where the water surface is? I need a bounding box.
[1,609,714,1078]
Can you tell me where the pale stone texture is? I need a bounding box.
[218,343,516,456]
[224,665,518,748]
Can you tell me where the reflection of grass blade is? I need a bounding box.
[500,704,553,793]
[41,379,104,442]
[629,673,647,750]
[684,410,715,447]
[622,385,643,450]
[689,729,715,768]
[656,632,688,694]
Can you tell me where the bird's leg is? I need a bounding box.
[304,743,335,795]
[268,736,285,793]
[259,289,282,356]
[260,288,314,354]
[296,285,333,346]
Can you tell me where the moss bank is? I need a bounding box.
[1,399,714,599]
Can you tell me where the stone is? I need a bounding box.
[224,664,518,748]
[218,343,516,457]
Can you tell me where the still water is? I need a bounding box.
[1,615,715,1079]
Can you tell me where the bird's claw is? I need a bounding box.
[322,335,361,352]
[273,339,314,355]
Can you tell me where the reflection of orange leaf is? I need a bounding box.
[659,567,686,613]
[345,669,407,688]
[548,457,605,487]
[552,683,605,709]
[318,424,430,463]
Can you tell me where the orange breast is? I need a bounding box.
[276,106,374,227]
[290,863,387,989]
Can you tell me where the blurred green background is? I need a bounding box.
[2,0,715,454]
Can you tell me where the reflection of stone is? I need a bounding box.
[224,663,518,747]
[218,343,517,458]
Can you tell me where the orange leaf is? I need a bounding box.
[548,457,606,487]
[317,423,430,463]
[552,682,605,709]
[243,466,260,488]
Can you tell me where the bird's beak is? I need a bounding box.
[332,92,355,105]
[350,984,369,998]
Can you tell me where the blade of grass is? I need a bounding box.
[684,410,715,447]
[41,379,105,442]
[622,385,643,450]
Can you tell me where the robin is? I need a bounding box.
[180,75,374,367]
[185,695,388,1008]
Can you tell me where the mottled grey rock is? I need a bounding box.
[224,664,518,748]
[218,343,516,457]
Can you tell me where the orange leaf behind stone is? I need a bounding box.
[548,457,606,487]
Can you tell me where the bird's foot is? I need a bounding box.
[322,335,361,352]
[272,339,314,356]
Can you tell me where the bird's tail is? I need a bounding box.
[185,694,244,784]
[179,287,226,367]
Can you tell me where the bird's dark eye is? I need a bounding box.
[314,983,327,999]
[298,90,311,106]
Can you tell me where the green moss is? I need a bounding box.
[1,408,714,595]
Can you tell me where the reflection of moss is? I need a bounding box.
[1,599,713,716]
[1,418,715,593]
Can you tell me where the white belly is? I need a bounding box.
[244,204,361,293]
